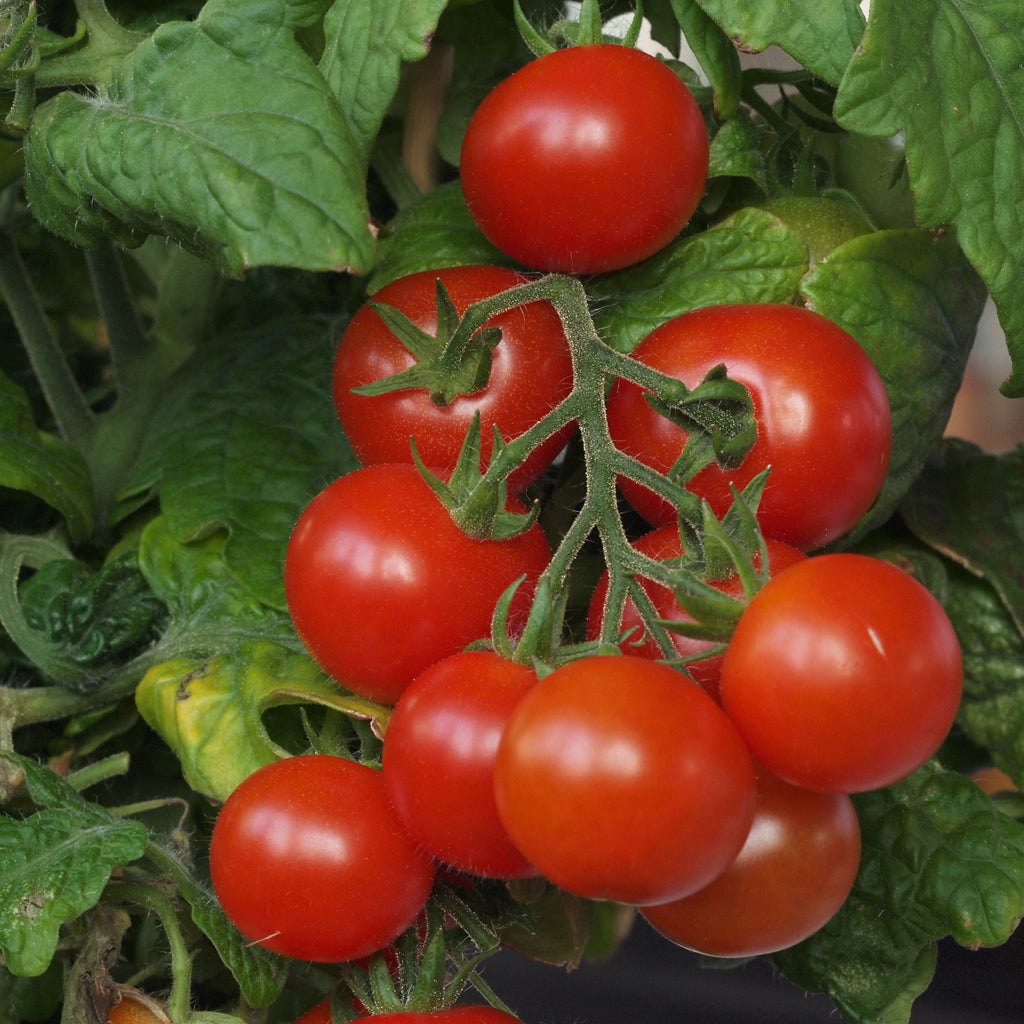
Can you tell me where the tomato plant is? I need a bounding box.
[641,767,861,957]
[210,755,436,962]
[3,0,1023,1022]
[333,265,574,493]
[460,43,708,274]
[606,303,892,551]
[494,655,757,906]
[284,463,551,703]
[585,525,806,699]
[719,553,964,793]
[383,649,537,879]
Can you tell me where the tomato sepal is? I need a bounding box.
[411,416,539,542]
[354,280,504,407]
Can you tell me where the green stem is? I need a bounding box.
[449,274,753,661]
[107,881,192,1023]
[0,227,95,446]
[85,243,153,388]
[65,750,130,791]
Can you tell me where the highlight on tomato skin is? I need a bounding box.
[209,754,436,964]
[283,463,552,705]
[719,553,964,794]
[382,649,539,880]
[333,264,575,495]
[460,44,709,274]
[641,767,862,958]
[493,655,757,907]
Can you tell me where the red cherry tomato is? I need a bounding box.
[383,650,537,879]
[719,553,963,793]
[333,265,574,493]
[642,767,861,957]
[605,303,892,551]
[494,656,756,906]
[284,464,552,704]
[210,755,436,962]
[460,44,708,274]
[586,525,806,700]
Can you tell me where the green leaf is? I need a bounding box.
[899,441,1024,635]
[320,0,452,167]
[134,639,352,802]
[121,317,356,609]
[589,206,808,353]
[17,550,166,683]
[136,517,297,660]
[0,752,148,978]
[800,229,988,542]
[833,0,1024,396]
[942,562,1024,789]
[0,370,93,544]
[23,0,375,275]
[774,762,1024,1024]
[693,0,865,86]
[669,0,742,118]
[368,181,514,293]
[707,112,768,193]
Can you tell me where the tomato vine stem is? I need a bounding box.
[437,274,756,666]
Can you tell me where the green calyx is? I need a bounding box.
[513,0,645,56]
[353,278,502,407]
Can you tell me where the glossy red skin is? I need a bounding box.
[383,650,537,879]
[460,45,708,274]
[585,526,806,700]
[642,767,861,957]
[210,755,436,963]
[284,464,552,704]
[606,303,892,551]
[494,656,756,906]
[334,266,574,494]
[719,554,964,793]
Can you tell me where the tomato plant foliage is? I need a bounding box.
[1,1,1024,1023]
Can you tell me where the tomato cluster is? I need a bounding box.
[207,39,966,1022]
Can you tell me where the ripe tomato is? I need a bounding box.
[383,650,537,879]
[642,767,861,957]
[460,44,708,274]
[494,656,756,906]
[333,265,574,494]
[719,553,963,793]
[585,525,806,700]
[209,755,436,962]
[605,303,892,551]
[284,464,552,704]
